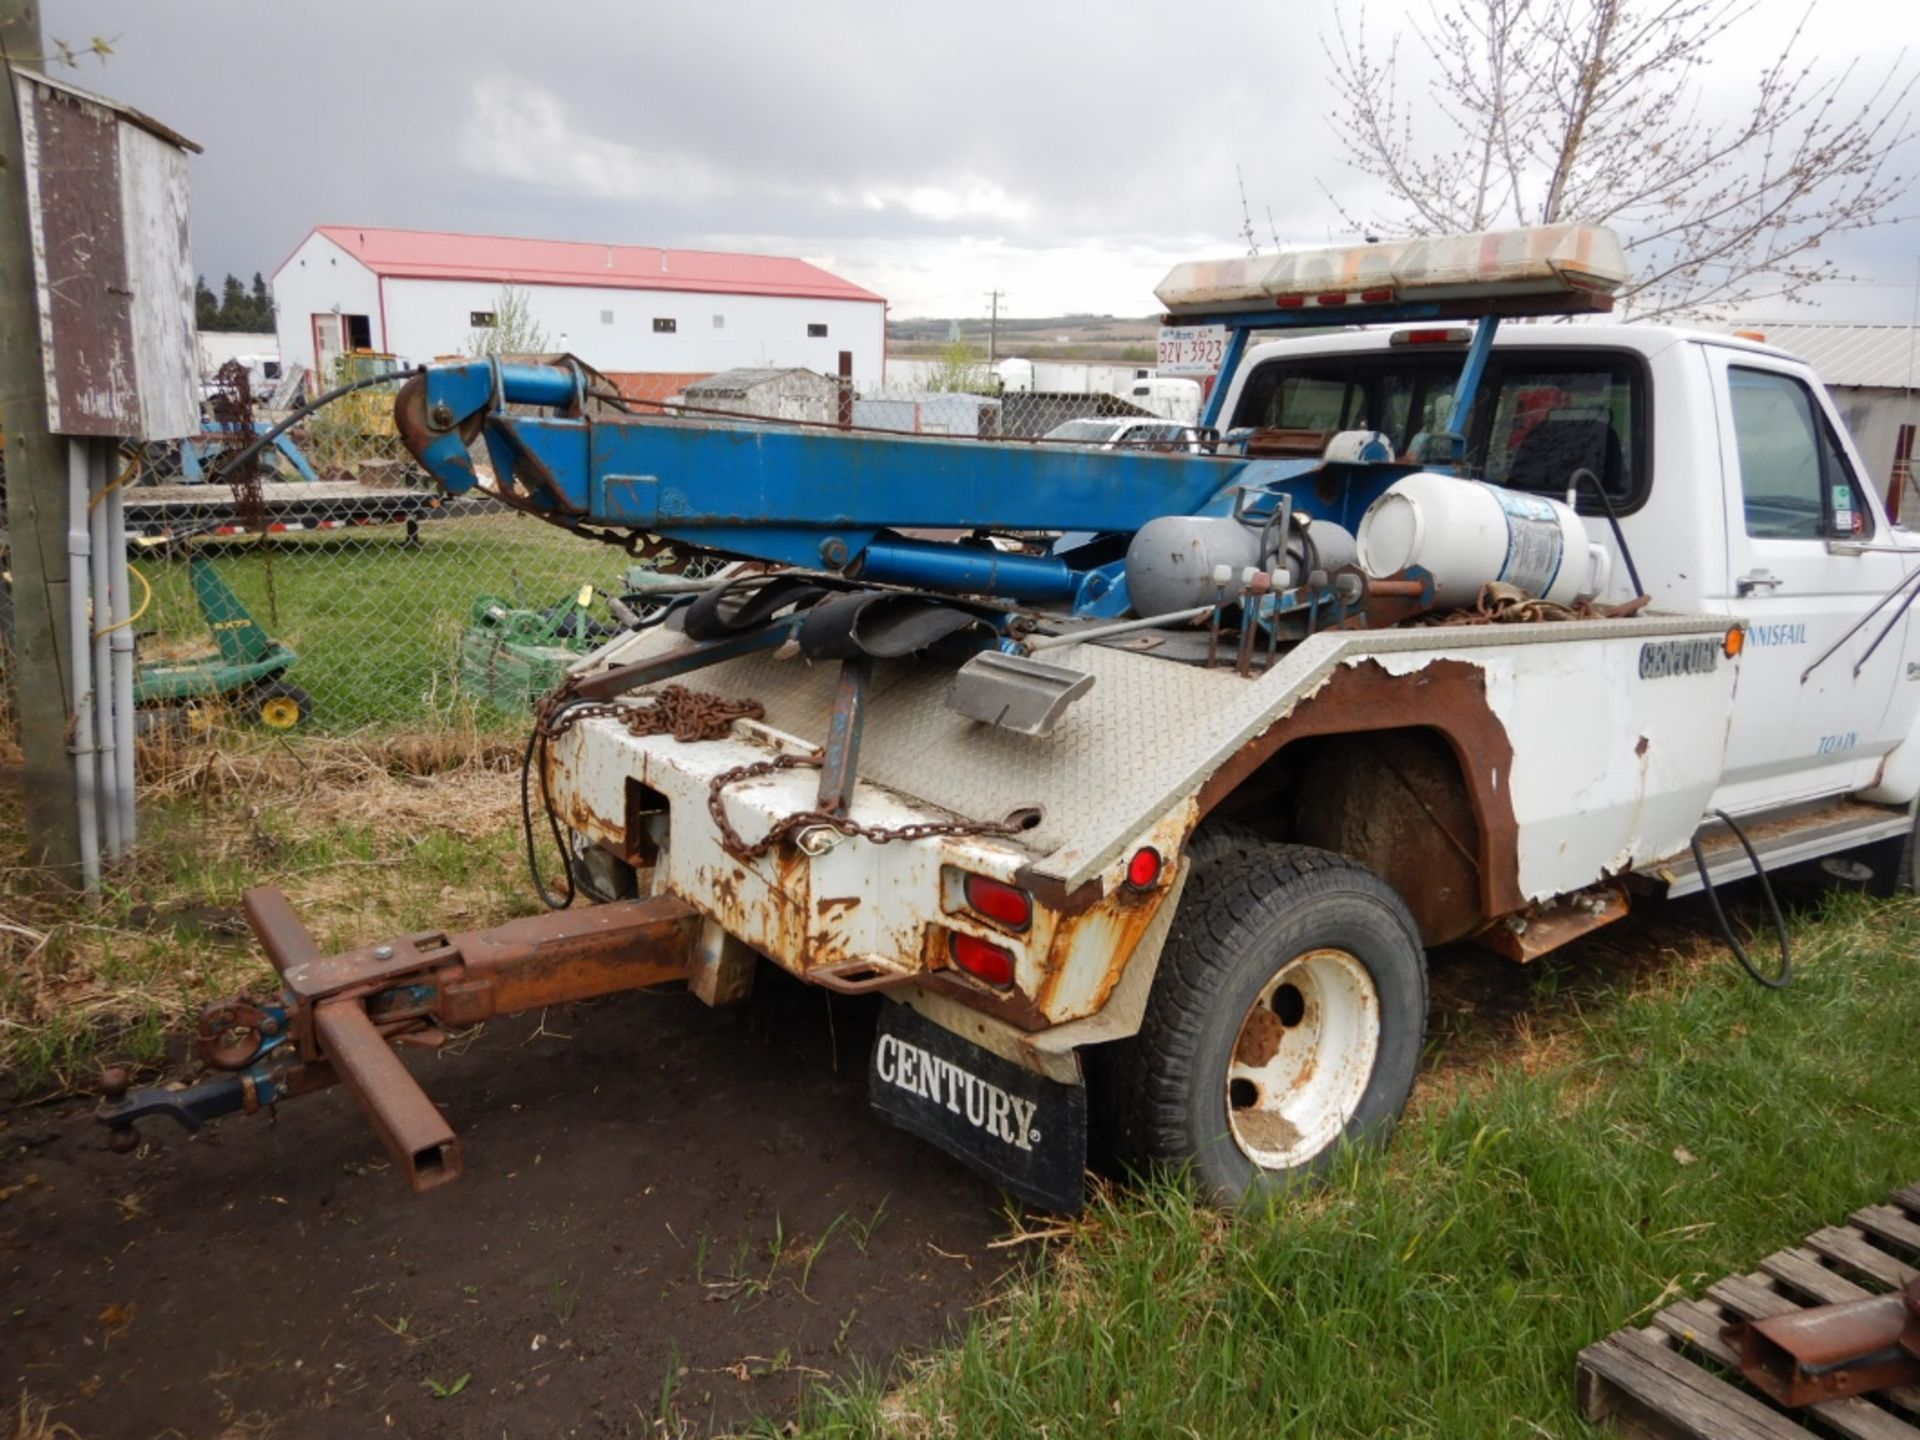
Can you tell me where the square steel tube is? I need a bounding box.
[312,999,461,1192]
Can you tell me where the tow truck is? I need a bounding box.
[98,225,1920,1212]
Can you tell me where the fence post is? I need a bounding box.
[0,1,82,875]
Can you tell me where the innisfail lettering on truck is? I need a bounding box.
[94,222,1920,1216]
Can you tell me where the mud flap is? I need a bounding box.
[869,1002,1086,1213]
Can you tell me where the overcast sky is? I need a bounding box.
[35,0,1920,323]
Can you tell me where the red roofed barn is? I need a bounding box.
[270,225,886,390]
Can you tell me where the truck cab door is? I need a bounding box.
[1705,347,1914,814]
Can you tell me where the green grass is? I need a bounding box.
[787,890,1920,1439]
[134,511,624,730]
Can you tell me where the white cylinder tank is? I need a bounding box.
[1355,474,1611,608]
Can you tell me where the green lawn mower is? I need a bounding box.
[135,555,311,731]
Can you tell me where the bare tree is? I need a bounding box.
[1321,0,1915,318]
[463,285,551,358]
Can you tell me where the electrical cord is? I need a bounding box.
[1687,807,1792,989]
[92,563,152,638]
[521,719,577,911]
[1566,466,1646,600]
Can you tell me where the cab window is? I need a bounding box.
[1230,346,1648,514]
[1727,366,1871,541]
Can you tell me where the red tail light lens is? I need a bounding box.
[1126,847,1164,890]
[963,874,1032,930]
[950,932,1016,987]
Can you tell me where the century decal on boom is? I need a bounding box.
[873,1033,1041,1152]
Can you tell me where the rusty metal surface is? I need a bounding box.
[816,657,872,817]
[118,889,711,1192]
[1198,658,1526,930]
[312,1000,462,1193]
[1728,1288,1920,1407]
[1479,887,1629,963]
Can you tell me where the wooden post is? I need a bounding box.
[0,1,81,874]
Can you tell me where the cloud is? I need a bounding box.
[39,0,1920,320]
[464,85,735,205]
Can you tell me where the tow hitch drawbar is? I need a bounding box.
[96,888,700,1190]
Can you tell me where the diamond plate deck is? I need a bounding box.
[574,609,1730,889]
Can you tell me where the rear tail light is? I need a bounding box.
[963,874,1032,930]
[1126,847,1164,890]
[950,932,1016,987]
[1391,326,1473,346]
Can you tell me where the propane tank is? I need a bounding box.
[1355,474,1611,608]
[1125,514,1358,614]
[1125,516,1260,614]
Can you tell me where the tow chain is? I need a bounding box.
[1426,580,1652,626]
[533,676,1033,866]
[535,677,767,744]
[704,752,1033,861]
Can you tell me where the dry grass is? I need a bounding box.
[7,1392,81,1440]
[0,719,534,1095]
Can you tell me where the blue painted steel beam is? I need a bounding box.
[1442,316,1500,464]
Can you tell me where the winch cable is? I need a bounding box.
[201,367,427,486]
[1687,808,1793,989]
[1567,467,1647,601]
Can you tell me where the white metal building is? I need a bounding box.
[270,226,887,388]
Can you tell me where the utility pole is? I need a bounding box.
[0,0,80,874]
[984,290,1003,372]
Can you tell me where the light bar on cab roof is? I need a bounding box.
[1155,224,1630,316]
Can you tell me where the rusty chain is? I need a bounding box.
[533,677,1033,864]
[703,752,1034,861]
[1426,580,1652,627]
[535,678,767,744]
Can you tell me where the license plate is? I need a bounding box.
[1157,324,1227,376]
[869,1002,1087,1212]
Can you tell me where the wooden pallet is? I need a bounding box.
[1579,1182,1920,1440]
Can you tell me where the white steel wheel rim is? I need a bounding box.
[1225,947,1380,1170]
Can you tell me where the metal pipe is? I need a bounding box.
[105,466,136,849]
[1022,604,1214,653]
[65,440,100,890]
[87,442,120,858]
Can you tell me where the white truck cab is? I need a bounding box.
[1215,323,1920,820]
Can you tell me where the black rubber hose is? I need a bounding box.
[520,720,577,911]
[1567,466,1646,600]
[1687,807,1792,989]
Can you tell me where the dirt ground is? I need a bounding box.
[0,971,1009,1439]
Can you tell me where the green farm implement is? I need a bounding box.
[135,556,311,730]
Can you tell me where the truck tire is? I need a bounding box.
[1859,807,1919,897]
[1102,841,1427,1205]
